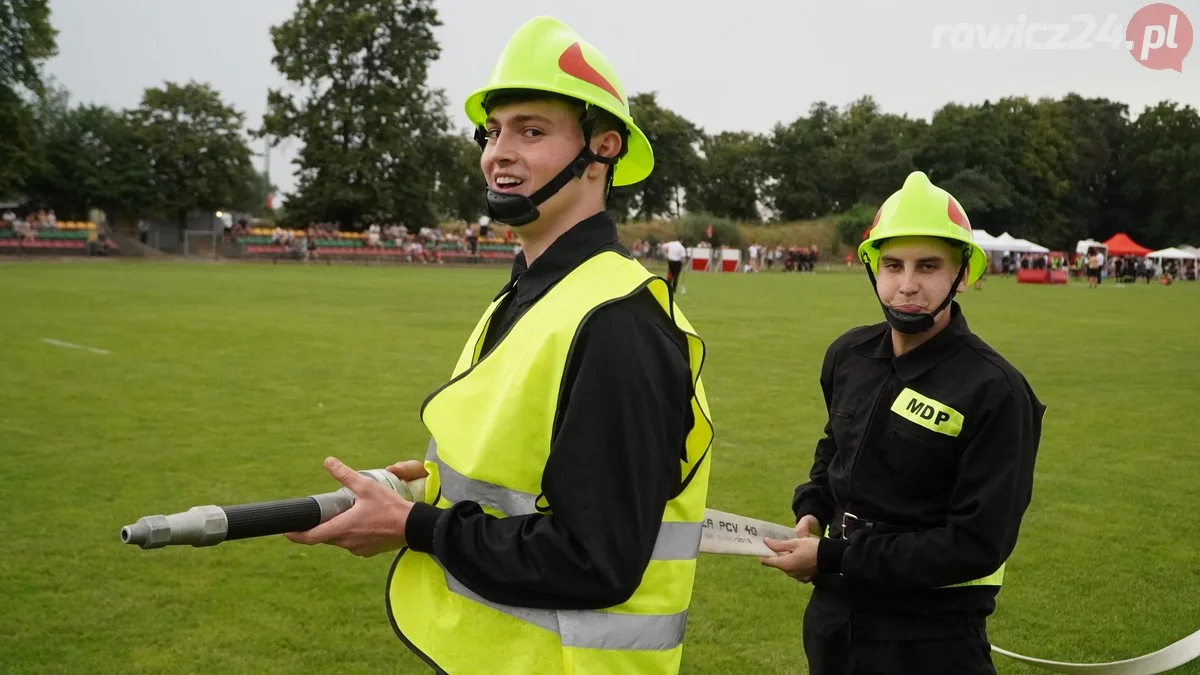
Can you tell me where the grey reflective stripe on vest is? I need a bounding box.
[652,522,701,560]
[425,440,695,651]
[434,445,539,515]
[438,558,688,651]
[427,442,701,561]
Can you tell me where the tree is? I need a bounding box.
[262,0,449,228]
[1120,101,1200,247]
[917,101,1023,236]
[22,82,151,220]
[937,167,1013,215]
[130,81,257,226]
[689,131,767,222]
[854,115,924,207]
[0,0,57,198]
[1056,95,1129,243]
[824,96,882,210]
[623,92,702,220]
[835,202,877,249]
[0,0,56,93]
[763,102,839,221]
[432,131,485,222]
[1012,98,1078,248]
[231,169,277,217]
[24,81,91,216]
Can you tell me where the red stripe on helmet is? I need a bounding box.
[947,197,971,231]
[558,42,624,105]
[863,206,883,239]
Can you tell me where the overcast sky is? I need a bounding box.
[44,0,1200,203]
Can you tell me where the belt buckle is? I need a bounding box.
[840,511,859,539]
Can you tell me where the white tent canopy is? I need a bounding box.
[1076,238,1107,255]
[975,231,1018,253]
[1014,238,1049,253]
[979,232,1049,254]
[1178,245,1200,257]
[972,229,998,250]
[1146,247,1198,260]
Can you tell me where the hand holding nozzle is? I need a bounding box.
[121,462,427,550]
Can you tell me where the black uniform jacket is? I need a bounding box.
[792,303,1045,638]
[405,212,696,610]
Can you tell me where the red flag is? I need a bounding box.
[705,224,713,239]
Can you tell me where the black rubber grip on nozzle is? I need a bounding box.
[222,497,323,541]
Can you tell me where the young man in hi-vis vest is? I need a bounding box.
[285,16,714,675]
[760,171,1045,674]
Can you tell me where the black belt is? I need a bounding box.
[837,510,874,539]
[834,509,918,540]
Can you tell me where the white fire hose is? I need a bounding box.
[701,509,1200,675]
[120,473,1198,673]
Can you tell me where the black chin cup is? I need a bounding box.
[863,247,969,335]
[475,108,620,227]
[484,150,596,227]
[884,307,936,334]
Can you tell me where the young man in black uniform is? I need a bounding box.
[760,171,1045,674]
[284,17,714,674]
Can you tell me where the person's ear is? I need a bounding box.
[586,129,623,180]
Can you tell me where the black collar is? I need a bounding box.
[494,211,625,307]
[852,302,972,380]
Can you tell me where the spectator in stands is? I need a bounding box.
[406,236,426,263]
[305,226,319,261]
[16,217,36,243]
[1,209,15,224]
[465,224,478,255]
[366,223,382,248]
[425,237,443,264]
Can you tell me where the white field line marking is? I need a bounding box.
[41,338,111,355]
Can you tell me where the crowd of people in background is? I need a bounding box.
[992,248,1198,286]
[3,207,112,255]
[3,208,59,243]
[627,239,825,273]
[13,204,1195,285]
[230,216,522,264]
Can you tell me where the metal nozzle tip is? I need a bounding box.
[121,520,151,547]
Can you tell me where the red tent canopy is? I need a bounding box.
[1103,232,1152,256]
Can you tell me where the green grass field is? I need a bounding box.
[1,260,1197,674]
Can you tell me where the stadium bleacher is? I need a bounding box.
[0,221,119,254]
[236,227,517,263]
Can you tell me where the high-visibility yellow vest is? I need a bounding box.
[386,250,714,674]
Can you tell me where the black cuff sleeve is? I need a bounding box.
[792,499,832,531]
[817,537,850,575]
[405,501,443,553]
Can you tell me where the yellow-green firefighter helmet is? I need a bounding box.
[858,171,988,284]
[464,16,654,187]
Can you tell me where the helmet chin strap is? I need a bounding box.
[474,108,621,227]
[864,252,969,336]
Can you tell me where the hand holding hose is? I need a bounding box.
[283,457,428,558]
